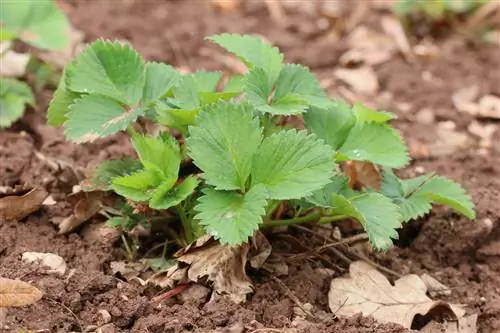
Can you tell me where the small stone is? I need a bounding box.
[415,108,435,125]
[96,323,117,333]
[179,284,210,304]
[22,252,67,276]
[468,121,497,139]
[478,94,500,119]
[97,309,111,325]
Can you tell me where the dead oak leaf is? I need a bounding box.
[328,261,466,329]
[0,187,49,221]
[0,278,43,307]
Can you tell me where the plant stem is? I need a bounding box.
[127,124,138,137]
[176,206,194,244]
[265,200,280,217]
[121,234,134,261]
[262,209,322,228]
[318,215,349,224]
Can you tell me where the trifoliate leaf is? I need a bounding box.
[251,129,334,200]
[188,102,262,191]
[191,70,223,92]
[150,175,200,209]
[194,185,268,245]
[243,67,274,112]
[111,169,162,201]
[223,75,244,93]
[171,75,202,110]
[81,159,142,191]
[306,174,355,207]
[0,0,70,50]
[131,132,181,178]
[332,193,402,250]
[47,69,80,126]
[208,33,283,84]
[64,94,146,143]
[338,123,409,168]
[142,62,180,103]
[65,40,145,105]
[147,177,178,207]
[304,102,356,149]
[353,102,396,124]
[0,78,34,128]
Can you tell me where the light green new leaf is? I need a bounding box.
[150,175,200,209]
[332,193,402,250]
[142,62,180,103]
[64,94,145,143]
[195,185,268,245]
[47,69,80,125]
[131,132,181,178]
[338,123,409,167]
[252,129,334,200]
[112,169,162,201]
[81,159,142,191]
[0,0,70,50]
[306,174,355,208]
[209,33,284,84]
[188,102,262,191]
[304,102,356,150]
[353,102,396,124]
[65,40,145,105]
[0,78,34,128]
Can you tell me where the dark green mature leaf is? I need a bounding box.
[338,123,409,167]
[332,193,402,250]
[209,33,284,84]
[66,40,145,105]
[304,102,356,150]
[0,0,70,50]
[0,78,34,128]
[131,132,181,178]
[150,175,200,209]
[188,102,262,191]
[64,95,145,143]
[142,62,180,103]
[81,159,142,191]
[252,129,334,200]
[306,175,355,207]
[195,185,268,245]
[352,102,396,124]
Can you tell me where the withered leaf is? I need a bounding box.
[0,278,43,307]
[0,187,49,221]
[343,161,381,190]
[55,191,102,234]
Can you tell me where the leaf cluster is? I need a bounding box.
[48,33,476,250]
[394,0,488,20]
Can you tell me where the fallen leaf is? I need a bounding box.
[109,261,147,280]
[54,192,102,233]
[452,85,480,114]
[343,161,381,190]
[328,261,465,328]
[0,42,30,77]
[0,187,49,221]
[0,278,43,307]
[420,273,451,297]
[421,314,477,333]
[334,66,379,95]
[22,252,67,275]
[149,233,269,303]
[81,221,121,245]
[478,94,500,119]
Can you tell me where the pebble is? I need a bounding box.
[415,108,435,125]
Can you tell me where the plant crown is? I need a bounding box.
[47,33,476,250]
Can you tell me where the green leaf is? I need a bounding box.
[304,102,356,150]
[188,102,262,191]
[208,33,283,84]
[112,169,162,201]
[332,193,402,250]
[150,175,200,209]
[47,69,80,126]
[64,94,145,143]
[131,132,181,178]
[142,62,180,103]
[223,75,244,93]
[338,123,409,167]
[251,129,334,200]
[194,185,268,245]
[306,174,355,207]
[81,159,142,191]
[353,102,396,124]
[0,0,70,50]
[0,78,34,128]
[65,40,145,105]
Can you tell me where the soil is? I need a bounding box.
[1,1,499,332]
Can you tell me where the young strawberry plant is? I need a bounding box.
[47,33,476,251]
[0,0,70,128]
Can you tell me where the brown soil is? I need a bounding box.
[1,1,499,332]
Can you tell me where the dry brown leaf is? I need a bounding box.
[54,192,102,234]
[0,187,49,221]
[343,161,381,191]
[149,232,271,303]
[22,252,67,276]
[420,273,451,297]
[334,66,379,95]
[81,221,121,244]
[0,278,43,307]
[109,261,147,280]
[421,314,477,333]
[329,261,466,328]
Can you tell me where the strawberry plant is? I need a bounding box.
[394,0,488,21]
[0,0,70,128]
[47,33,476,251]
